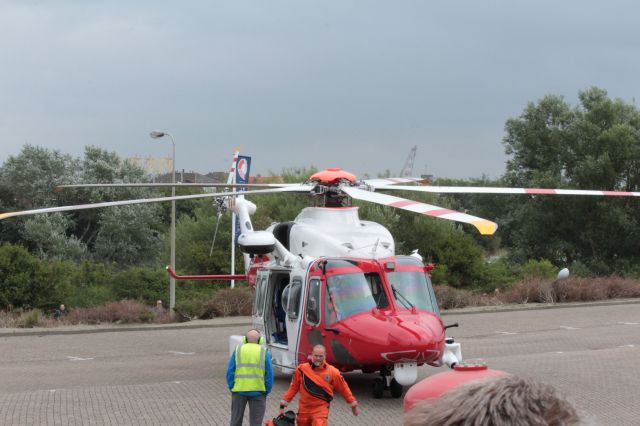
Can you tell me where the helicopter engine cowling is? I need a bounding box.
[238,231,276,255]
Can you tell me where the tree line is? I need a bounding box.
[1,87,639,310]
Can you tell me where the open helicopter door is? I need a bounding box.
[251,270,269,335]
[256,268,302,373]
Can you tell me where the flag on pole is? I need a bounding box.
[234,156,251,243]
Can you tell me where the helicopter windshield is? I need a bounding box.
[325,272,377,324]
[387,257,439,314]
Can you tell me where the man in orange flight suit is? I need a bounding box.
[278,344,359,426]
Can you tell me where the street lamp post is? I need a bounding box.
[150,131,176,310]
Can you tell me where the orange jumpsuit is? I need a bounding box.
[281,361,356,426]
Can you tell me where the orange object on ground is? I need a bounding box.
[403,362,509,412]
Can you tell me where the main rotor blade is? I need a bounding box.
[54,182,297,191]
[0,185,311,221]
[342,187,497,235]
[363,177,426,188]
[374,185,640,197]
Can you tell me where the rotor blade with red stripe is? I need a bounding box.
[363,177,426,188]
[374,185,640,197]
[0,185,311,221]
[342,187,497,235]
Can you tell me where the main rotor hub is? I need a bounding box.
[309,168,357,185]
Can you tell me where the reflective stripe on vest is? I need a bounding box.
[232,343,267,392]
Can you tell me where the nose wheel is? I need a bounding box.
[372,367,404,399]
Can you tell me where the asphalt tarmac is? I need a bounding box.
[1,300,639,425]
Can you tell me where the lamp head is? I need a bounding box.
[150,131,166,139]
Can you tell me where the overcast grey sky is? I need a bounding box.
[1,1,639,180]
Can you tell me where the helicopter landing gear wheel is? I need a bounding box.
[390,378,403,398]
[373,378,385,399]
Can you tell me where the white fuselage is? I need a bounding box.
[269,206,395,260]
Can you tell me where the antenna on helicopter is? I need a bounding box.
[209,197,227,257]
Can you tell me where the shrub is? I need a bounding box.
[63,299,153,324]
[0,308,45,328]
[477,259,516,290]
[552,278,605,302]
[22,309,42,328]
[173,298,203,322]
[199,299,217,319]
[66,285,116,309]
[519,259,557,280]
[112,267,167,304]
[206,287,253,317]
[0,243,45,309]
[499,278,554,304]
[434,285,474,310]
[497,275,640,304]
[430,264,448,285]
[599,275,640,298]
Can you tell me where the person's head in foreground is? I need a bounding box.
[403,375,579,426]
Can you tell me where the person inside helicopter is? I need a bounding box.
[325,291,341,325]
[365,273,388,308]
[325,273,376,324]
[272,278,289,344]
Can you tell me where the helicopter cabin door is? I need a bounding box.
[281,275,304,352]
[252,270,270,334]
[297,276,325,363]
[263,271,303,373]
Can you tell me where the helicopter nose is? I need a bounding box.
[329,312,445,367]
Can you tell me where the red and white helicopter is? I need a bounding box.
[2,148,639,398]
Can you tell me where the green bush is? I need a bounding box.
[474,259,517,291]
[22,309,42,328]
[0,243,44,309]
[519,259,557,280]
[112,266,167,304]
[430,264,448,284]
[173,298,203,322]
[67,285,116,308]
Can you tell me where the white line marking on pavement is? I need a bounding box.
[559,326,580,330]
[66,356,94,361]
[168,351,195,355]
[173,381,182,384]
[619,344,636,348]
[618,322,640,325]
[495,331,517,335]
[555,352,564,354]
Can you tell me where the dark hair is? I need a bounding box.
[403,375,579,426]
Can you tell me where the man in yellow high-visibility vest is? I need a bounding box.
[227,329,273,426]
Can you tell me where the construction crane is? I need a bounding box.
[399,145,417,177]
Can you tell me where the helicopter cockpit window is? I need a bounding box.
[387,257,438,313]
[286,278,303,319]
[325,272,376,324]
[305,278,321,325]
[365,273,388,308]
